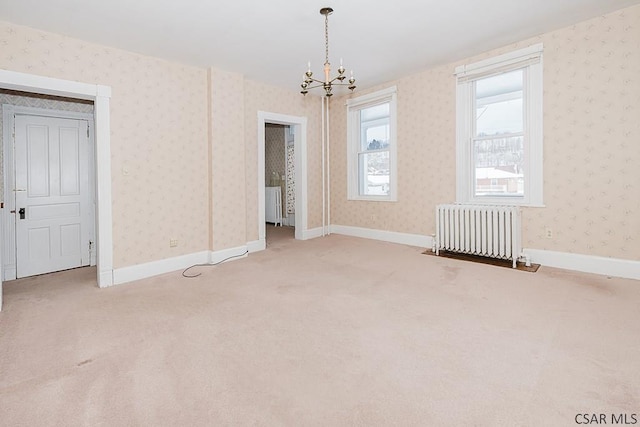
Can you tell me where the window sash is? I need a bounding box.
[455,45,543,207]
[358,150,391,196]
[347,86,397,201]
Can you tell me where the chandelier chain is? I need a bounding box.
[324,12,330,64]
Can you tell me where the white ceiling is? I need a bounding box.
[1,0,639,95]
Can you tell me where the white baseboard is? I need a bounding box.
[302,226,325,240]
[208,245,249,264]
[112,250,210,285]
[98,269,113,288]
[329,225,638,281]
[524,249,640,281]
[2,265,16,282]
[111,244,251,286]
[247,239,266,253]
[330,224,433,248]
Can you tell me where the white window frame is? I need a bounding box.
[346,86,398,201]
[455,44,544,207]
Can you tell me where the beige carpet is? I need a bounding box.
[1,234,638,426]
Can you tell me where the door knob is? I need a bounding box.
[18,208,25,220]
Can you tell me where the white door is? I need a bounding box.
[14,114,92,278]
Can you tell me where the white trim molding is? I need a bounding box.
[455,44,543,207]
[257,111,308,242]
[112,251,210,286]
[328,224,638,281]
[301,227,325,240]
[331,224,433,248]
[454,43,544,80]
[247,239,266,253]
[524,249,640,281]
[111,245,250,286]
[346,86,398,202]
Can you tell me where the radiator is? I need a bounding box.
[435,204,521,268]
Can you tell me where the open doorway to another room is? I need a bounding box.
[257,111,307,250]
[264,123,295,246]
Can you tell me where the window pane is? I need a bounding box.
[359,151,390,196]
[361,121,389,151]
[474,136,524,196]
[360,103,389,121]
[475,69,523,136]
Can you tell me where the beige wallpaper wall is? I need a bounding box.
[0,21,210,268]
[0,90,94,202]
[209,68,248,251]
[0,19,325,268]
[265,124,286,216]
[2,4,636,272]
[330,4,640,261]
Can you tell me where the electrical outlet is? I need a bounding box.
[545,228,553,239]
[169,239,178,247]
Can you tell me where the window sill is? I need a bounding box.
[348,196,397,202]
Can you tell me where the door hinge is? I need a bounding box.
[87,126,89,138]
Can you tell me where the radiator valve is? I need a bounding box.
[519,252,531,267]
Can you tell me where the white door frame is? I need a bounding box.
[0,69,113,287]
[257,111,307,246]
[4,106,96,279]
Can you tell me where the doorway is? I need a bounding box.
[257,111,307,250]
[0,69,113,294]
[264,123,294,246]
[3,105,95,279]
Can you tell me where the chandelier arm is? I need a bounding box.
[328,76,351,84]
[305,77,328,85]
[304,82,329,90]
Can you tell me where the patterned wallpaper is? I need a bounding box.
[0,90,94,202]
[265,124,286,216]
[0,19,325,263]
[209,68,247,250]
[265,124,285,185]
[330,4,640,261]
[286,143,295,214]
[2,4,636,269]
[0,20,210,268]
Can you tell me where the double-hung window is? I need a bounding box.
[455,44,543,206]
[347,86,397,201]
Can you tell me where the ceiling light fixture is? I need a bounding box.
[301,7,356,97]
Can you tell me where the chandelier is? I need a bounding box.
[300,7,356,97]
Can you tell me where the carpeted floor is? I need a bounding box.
[266,223,295,247]
[0,234,638,426]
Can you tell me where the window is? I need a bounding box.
[455,44,543,206]
[347,86,397,201]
